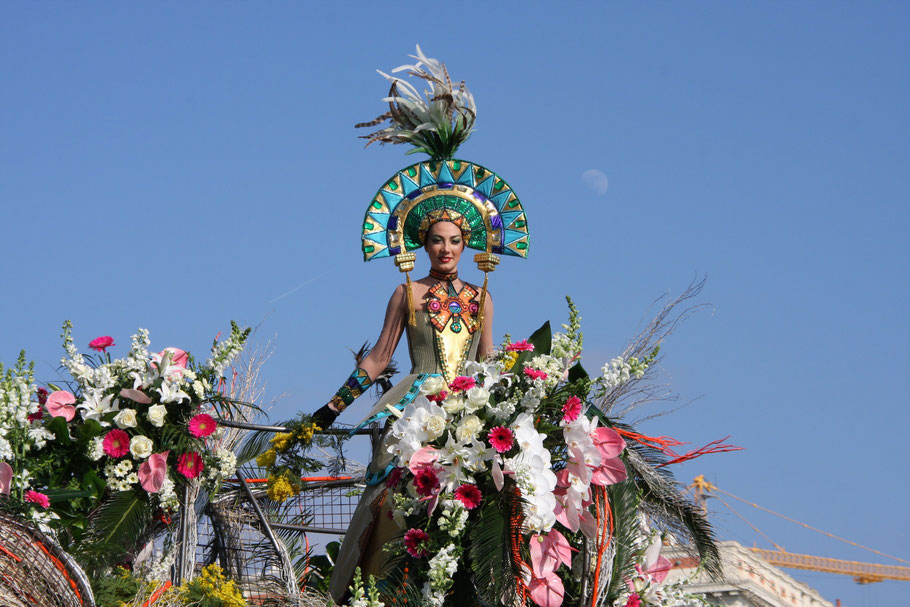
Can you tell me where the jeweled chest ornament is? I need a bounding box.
[427,281,479,334]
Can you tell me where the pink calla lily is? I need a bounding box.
[591,457,628,486]
[530,529,574,577]
[0,462,12,495]
[138,451,169,493]
[646,556,672,584]
[45,390,77,421]
[579,510,598,540]
[159,347,188,368]
[119,388,152,404]
[408,445,439,475]
[592,426,626,459]
[528,571,564,607]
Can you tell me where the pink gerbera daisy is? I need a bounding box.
[188,413,217,438]
[488,426,514,453]
[562,396,583,423]
[454,483,483,509]
[24,490,50,509]
[448,376,476,392]
[177,452,204,479]
[404,528,431,558]
[103,429,131,458]
[506,340,534,352]
[523,368,548,381]
[89,336,116,352]
[413,467,440,497]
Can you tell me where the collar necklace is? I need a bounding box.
[429,268,458,282]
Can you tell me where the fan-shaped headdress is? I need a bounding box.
[357,46,530,325]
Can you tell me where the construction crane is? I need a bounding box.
[689,475,910,584]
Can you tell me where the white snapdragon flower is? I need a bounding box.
[114,408,138,429]
[601,357,632,389]
[27,426,55,449]
[130,435,154,459]
[192,380,205,400]
[146,404,167,427]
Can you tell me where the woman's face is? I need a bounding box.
[424,221,465,274]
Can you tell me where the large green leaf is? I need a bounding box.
[46,416,72,445]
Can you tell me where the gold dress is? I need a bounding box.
[330,282,481,601]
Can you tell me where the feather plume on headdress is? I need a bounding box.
[355,45,476,161]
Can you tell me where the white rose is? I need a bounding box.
[463,387,491,413]
[147,404,167,427]
[130,435,154,459]
[419,375,448,396]
[113,408,138,429]
[455,414,483,443]
[424,413,446,440]
[442,395,465,416]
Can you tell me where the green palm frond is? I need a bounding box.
[356,45,476,161]
[624,444,722,579]
[468,489,527,607]
[604,481,642,604]
[75,490,153,574]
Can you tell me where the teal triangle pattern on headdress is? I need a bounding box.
[499,211,523,228]
[368,212,390,229]
[437,161,455,184]
[381,189,403,207]
[365,232,388,245]
[455,166,475,186]
[400,174,420,197]
[419,164,436,187]
[503,228,527,245]
[475,175,495,197]
[491,190,514,211]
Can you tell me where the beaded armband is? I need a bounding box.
[328,367,373,412]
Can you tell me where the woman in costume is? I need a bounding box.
[308,48,530,601]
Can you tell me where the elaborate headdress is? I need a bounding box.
[358,46,530,325]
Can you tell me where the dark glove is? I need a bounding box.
[312,404,340,430]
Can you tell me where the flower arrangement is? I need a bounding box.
[351,297,729,607]
[0,320,251,571]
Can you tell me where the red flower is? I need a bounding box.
[385,466,404,488]
[177,452,204,479]
[506,340,534,352]
[27,409,44,422]
[24,490,50,509]
[188,413,217,438]
[562,396,583,423]
[413,467,440,497]
[103,429,131,458]
[426,390,448,403]
[454,483,483,510]
[448,376,476,392]
[488,426,515,453]
[624,593,642,607]
[403,528,430,558]
[36,387,49,405]
[523,368,548,381]
[89,336,116,352]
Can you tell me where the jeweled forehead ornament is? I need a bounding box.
[357,46,530,326]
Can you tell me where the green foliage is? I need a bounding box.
[74,490,154,576]
[92,566,144,607]
[468,489,522,607]
[605,481,643,603]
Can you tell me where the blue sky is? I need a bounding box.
[2,3,908,605]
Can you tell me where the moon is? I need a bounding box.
[581,169,608,195]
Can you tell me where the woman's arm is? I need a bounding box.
[358,283,407,380]
[476,290,495,359]
[315,284,407,425]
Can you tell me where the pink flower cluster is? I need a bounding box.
[448,376,476,392]
[506,340,534,352]
[523,368,548,381]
